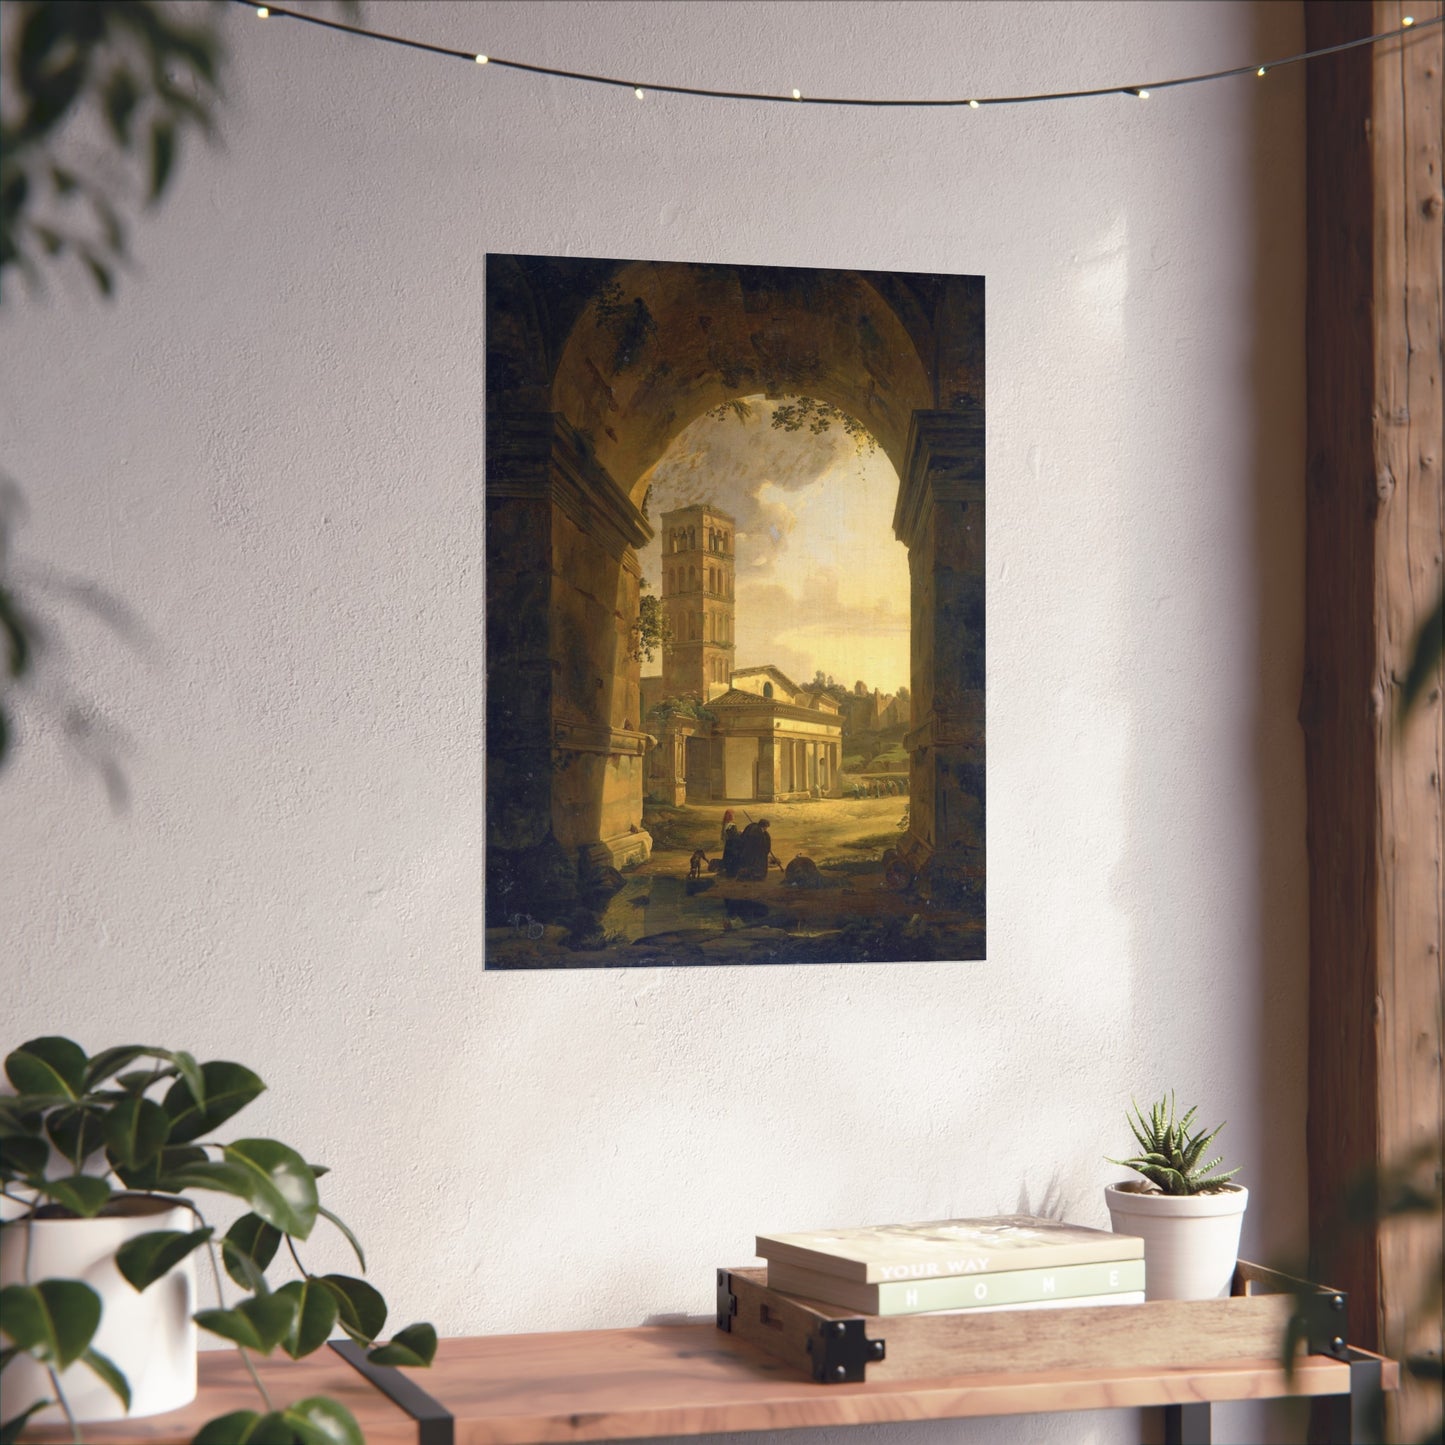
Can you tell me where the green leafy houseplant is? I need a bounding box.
[0,1036,436,1444]
[1108,1092,1242,1196]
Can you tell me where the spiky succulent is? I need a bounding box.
[1108,1092,1241,1196]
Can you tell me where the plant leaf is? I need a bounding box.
[34,1173,112,1216]
[195,1292,299,1355]
[103,1094,171,1168]
[318,1205,365,1273]
[5,1037,87,1098]
[102,69,140,144]
[275,1278,339,1359]
[116,1226,213,1291]
[1399,587,1444,722]
[86,1046,203,1109]
[162,1061,264,1144]
[222,1212,281,1289]
[0,1134,48,1180]
[367,1322,437,1368]
[0,1400,53,1445]
[220,1139,318,1240]
[46,1104,108,1167]
[82,253,113,297]
[192,1410,298,1444]
[0,1280,101,1368]
[148,118,176,202]
[81,1346,131,1409]
[282,1397,365,1445]
[318,1274,386,1346]
[114,1141,208,1192]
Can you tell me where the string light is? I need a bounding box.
[234,2,1440,110]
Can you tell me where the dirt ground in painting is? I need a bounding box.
[485,796,985,968]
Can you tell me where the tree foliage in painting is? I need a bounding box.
[704,395,877,455]
[629,581,671,664]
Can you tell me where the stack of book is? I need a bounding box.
[756,1215,1145,1316]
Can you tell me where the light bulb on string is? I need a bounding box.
[1257,66,1267,77]
[475,53,488,64]
[1136,88,1149,99]
[255,4,268,14]
[634,86,644,100]
[1403,14,1415,24]
[968,99,979,109]
[792,88,802,100]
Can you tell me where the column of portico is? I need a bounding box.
[486,411,655,923]
[893,406,985,913]
[756,735,779,802]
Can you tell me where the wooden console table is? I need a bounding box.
[22,1321,1398,1445]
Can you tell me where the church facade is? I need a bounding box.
[643,503,843,805]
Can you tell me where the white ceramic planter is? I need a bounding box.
[0,1194,198,1423]
[1104,1181,1249,1301]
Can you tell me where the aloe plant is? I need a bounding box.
[0,1036,436,1444]
[1108,1092,1241,1196]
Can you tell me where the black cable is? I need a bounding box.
[232,2,1440,109]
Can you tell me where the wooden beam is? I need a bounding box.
[1303,2,1444,1439]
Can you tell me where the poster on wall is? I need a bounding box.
[486,255,984,967]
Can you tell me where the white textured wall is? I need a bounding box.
[1,2,1306,1442]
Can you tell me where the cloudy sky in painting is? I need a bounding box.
[636,397,911,694]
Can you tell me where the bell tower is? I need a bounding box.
[660,503,735,700]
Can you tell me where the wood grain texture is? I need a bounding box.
[1372,10,1445,1444]
[18,1349,418,1445]
[729,1267,1295,1382]
[14,1323,1399,1445]
[1304,3,1444,1439]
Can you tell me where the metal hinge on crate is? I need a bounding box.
[804,1317,886,1383]
[716,1268,738,1331]
[1242,1262,1352,1362]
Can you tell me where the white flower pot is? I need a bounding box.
[1105,1181,1249,1301]
[0,1194,198,1423]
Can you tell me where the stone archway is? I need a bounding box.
[486,256,985,923]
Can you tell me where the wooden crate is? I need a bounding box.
[717,1261,1353,1384]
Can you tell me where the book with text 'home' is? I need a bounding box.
[756,1215,1144,1284]
[765,1256,1147,1316]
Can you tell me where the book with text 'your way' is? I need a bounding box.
[765,1256,1147,1316]
[756,1215,1144,1284]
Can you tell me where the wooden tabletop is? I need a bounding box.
[21,1323,1399,1445]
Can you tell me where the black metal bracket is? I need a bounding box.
[716,1268,738,1331]
[1241,1262,1351,1362]
[329,1338,455,1445]
[804,1317,886,1383]
[1301,1284,1351,1361]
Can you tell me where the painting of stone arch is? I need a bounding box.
[486,254,983,967]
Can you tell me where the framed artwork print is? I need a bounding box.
[486,255,984,967]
